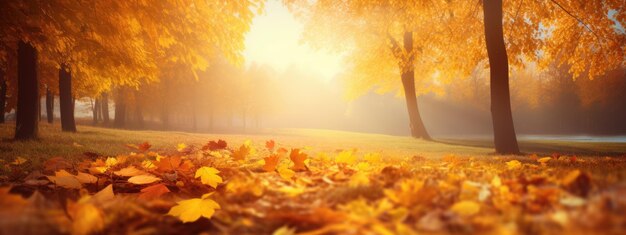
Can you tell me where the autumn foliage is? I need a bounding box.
[2,139,626,234]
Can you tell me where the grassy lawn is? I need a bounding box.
[0,122,489,169]
[2,122,625,171]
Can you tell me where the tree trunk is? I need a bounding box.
[92,98,100,125]
[59,64,76,132]
[15,41,39,140]
[114,88,126,128]
[400,31,431,140]
[0,71,7,124]
[101,92,110,124]
[483,0,519,154]
[46,87,54,123]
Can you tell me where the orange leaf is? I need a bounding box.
[290,149,307,171]
[265,140,275,151]
[232,145,250,161]
[202,139,227,151]
[156,156,182,172]
[263,154,280,172]
[277,148,288,155]
[138,142,152,152]
[138,183,170,200]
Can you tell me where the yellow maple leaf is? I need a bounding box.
[195,167,223,188]
[105,157,118,168]
[176,143,188,152]
[168,193,220,223]
[450,200,480,216]
[277,165,295,180]
[336,149,357,165]
[506,160,522,170]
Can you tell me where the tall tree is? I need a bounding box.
[0,70,6,124]
[59,64,76,132]
[482,0,519,154]
[101,92,110,125]
[15,41,38,139]
[286,0,445,139]
[45,86,54,123]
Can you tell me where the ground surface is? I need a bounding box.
[1,123,625,235]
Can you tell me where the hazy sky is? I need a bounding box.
[243,0,343,81]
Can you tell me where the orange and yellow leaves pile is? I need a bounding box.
[1,140,626,234]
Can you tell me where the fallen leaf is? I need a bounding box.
[202,139,227,151]
[538,157,551,164]
[92,184,115,202]
[290,149,308,171]
[105,157,118,167]
[176,143,188,152]
[168,193,220,223]
[450,200,480,216]
[506,160,522,170]
[114,166,145,177]
[232,144,250,161]
[263,154,280,172]
[138,142,152,152]
[47,170,82,189]
[336,149,357,165]
[195,167,223,188]
[278,166,295,180]
[76,172,98,184]
[128,174,161,185]
[156,156,182,172]
[138,183,170,200]
[266,140,275,152]
[11,157,27,165]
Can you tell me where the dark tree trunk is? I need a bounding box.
[400,31,431,140]
[101,92,110,124]
[15,41,39,140]
[92,98,100,125]
[0,71,6,124]
[46,87,54,123]
[59,64,76,132]
[483,0,519,154]
[114,88,126,128]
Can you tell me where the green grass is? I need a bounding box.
[0,122,489,169]
[1,122,624,171]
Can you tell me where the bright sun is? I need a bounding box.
[243,0,343,81]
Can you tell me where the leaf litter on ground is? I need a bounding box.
[0,139,625,235]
